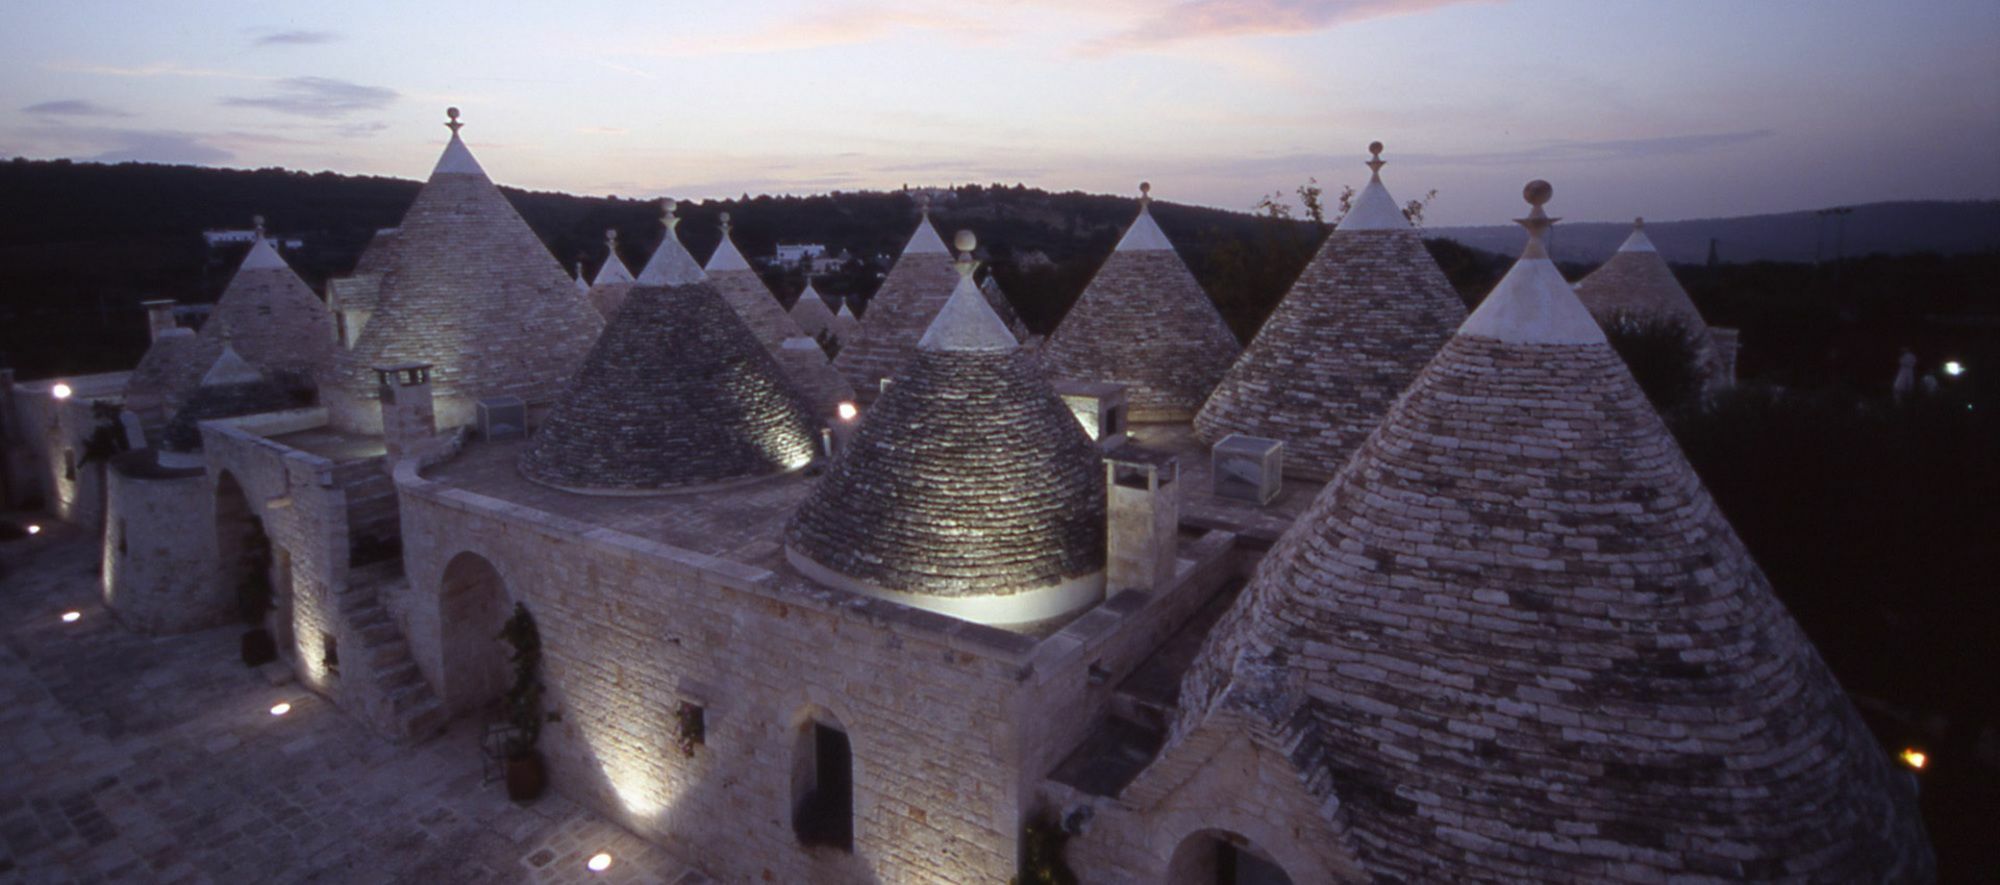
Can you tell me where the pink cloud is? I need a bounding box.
[1077,0,1495,55]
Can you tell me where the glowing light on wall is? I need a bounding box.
[837,401,859,422]
[1900,748,1927,770]
[270,702,293,716]
[26,524,41,535]
[1942,360,1964,377]
[587,853,613,873]
[51,383,73,400]
[61,610,80,623]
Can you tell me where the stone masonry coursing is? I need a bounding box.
[1042,249,1241,422]
[101,456,221,634]
[9,372,131,529]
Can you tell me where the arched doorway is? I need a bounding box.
[1168,830,1295,885]
[791,708,854,852]
[213,471,263,618]
[438,552,514,716]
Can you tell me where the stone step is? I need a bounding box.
[396,698,448,743]
[355,636,410,668]
[377,659,423,690]
[358,620,401,647]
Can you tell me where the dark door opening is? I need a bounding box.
[792,722,854,852]
[1218,842,1293,885]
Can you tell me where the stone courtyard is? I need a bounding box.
[0,519,697,884]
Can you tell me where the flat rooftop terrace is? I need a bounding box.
[267,426,389,464]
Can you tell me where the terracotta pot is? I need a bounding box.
[505,751,546,802]
[240,627,277,667]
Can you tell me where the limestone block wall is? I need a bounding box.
[198,411,355,706]
[101,459,226,634]
[394,469,1049,884]
[9,372,131,528]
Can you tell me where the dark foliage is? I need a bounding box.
[1011,812,1078,885]
[1603,313,1705,413]
[497,603,554,757]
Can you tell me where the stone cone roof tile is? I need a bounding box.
[163,349,294,452]
[1174,186,1933,882]
[775,336,857,420]
[830,214,962,399]
[201,230,336,379]
[1043,195,1240,419]
[1196,150,1465,478]
[711,270,807,352]
[330,228,399,319]
[919,269,1018,352]
[330,125,603,425]
[785,343,1104,606]
[124,328,221,425]
[1574,219,1710,335]
[831,297,861,342]
[979,275,1030,339]
[519,282,819,493]
[791,284,837,339]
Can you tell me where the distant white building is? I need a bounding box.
[774,243,826,265]
[204,229,305,250]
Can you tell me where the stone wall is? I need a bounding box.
[8,372,131,528]
[395,466,1040,883]
[101,459,225,634]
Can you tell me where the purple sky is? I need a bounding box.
[2,0,1996,225]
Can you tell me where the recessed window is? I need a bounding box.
[792,721,853,852]
[321,631,340,677]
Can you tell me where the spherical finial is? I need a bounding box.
[1369,140,1384,159]
[605,228,617,245]
[1634,216,1645,229]
[445,107,463,134]
[720,211,732,229]
[954,229,976,253]
[1140,181,1151,197]
[917,193,931,215]
[252,214,266,236]
[1523,180,1553,207]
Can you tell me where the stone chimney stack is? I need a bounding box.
[141,300,178,342]
[1104,449,1181,594]
[375,362,436,460]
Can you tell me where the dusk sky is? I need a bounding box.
[3,0,1996,225]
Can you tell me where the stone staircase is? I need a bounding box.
[333,459,402,566]
[341,560,447,743]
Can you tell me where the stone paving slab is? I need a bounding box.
[0,520,696,884]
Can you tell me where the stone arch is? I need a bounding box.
[437,551,515,717]
[789,703,855,853]
[1167,829,1296,885]
[213,470,262,616]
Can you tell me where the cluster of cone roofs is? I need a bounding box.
[127,112,1930,879]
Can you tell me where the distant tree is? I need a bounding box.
[1403,189,1439,228]
[1296,177,1326,230]
[1252,191,1293,220]
[1603,312,1705,414]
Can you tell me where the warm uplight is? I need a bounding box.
[50,383,73,400]
[1942,360,1964,377]
[26,524,41,535]
[269,702,292,716]
[836,401,859,422]
[1900,748,1927,771]
[61,610,80,623]
[587,852,613,873]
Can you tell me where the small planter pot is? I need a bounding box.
[505,751,546,802]
[240,627,277,667]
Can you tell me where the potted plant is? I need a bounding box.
[498,603,557,801]
[237,516,277,666]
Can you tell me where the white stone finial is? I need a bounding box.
[1366,140,1386,177]
[606,228,618,248]
[661,198,680,230]
[252,214,266,237]
[917,193,931,217]
[445,106,462,135]
[954,230,978,278]
[1634,216,1646,229]
[720,211,732,232]
[1516,180,1558,259]
[1139,181,1152,205]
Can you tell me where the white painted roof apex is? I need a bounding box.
[919,237,1017,352]
[1617,217,1658,253]
[1116,184,1174,252]
[594,231,635,286]
[902,215,950,255]
[201,344,264,387]
[1335,142,1411,232]
[781,336,822,351]
[238,231,290,271]
[1459,180,1606,346]
[637,201,707,286]
[706,219,753,272]
[430,107,485,177]
[836,301,857,319]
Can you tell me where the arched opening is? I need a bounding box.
[213,471,262,616]
[791,711,854,852]
[1168,830,1295,885]
[438,552,513,716]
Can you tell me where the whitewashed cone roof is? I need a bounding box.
[200,216,336,380]
[1573,217,1711,335]
[829,201,963,399]
[704,215,808,351]
[1173,181,1933,882]
[790,282,837,339]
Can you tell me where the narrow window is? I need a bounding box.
[322,631,340,677]
[792,722,853,852]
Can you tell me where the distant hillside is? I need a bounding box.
[1430,200,2000,264]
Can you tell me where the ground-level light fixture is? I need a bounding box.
[1942,360,1965,377]
[269,702,292,716]
[26,524,42,535]
[61,610,80,623]
[837,401,859,422]
[587,852,613,873]
[1899,747,1927,771]
[50,383,73,400]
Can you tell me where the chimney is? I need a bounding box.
[1104,449,1180,594]
[141,300,178,342]
[375,362,436,460]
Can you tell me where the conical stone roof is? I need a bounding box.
[705,215,807,351]
[1174,182,1932,882]
[774,336,858,421]
[586,229,638,319]
[1195,144,1466,478]
[832,297,861,343]
[125,327,220,428]
[518,271,820,494]
[1042,184,1240,420]
[200,218,336,380]
[979,274,1029,339]
[829,204,962,400]
[790,283,837,340]
[787,236,1106,627]
[1574,217,1711,335]
[591,229,635,287]
[163,346,294,452]
[326,109,604,433]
